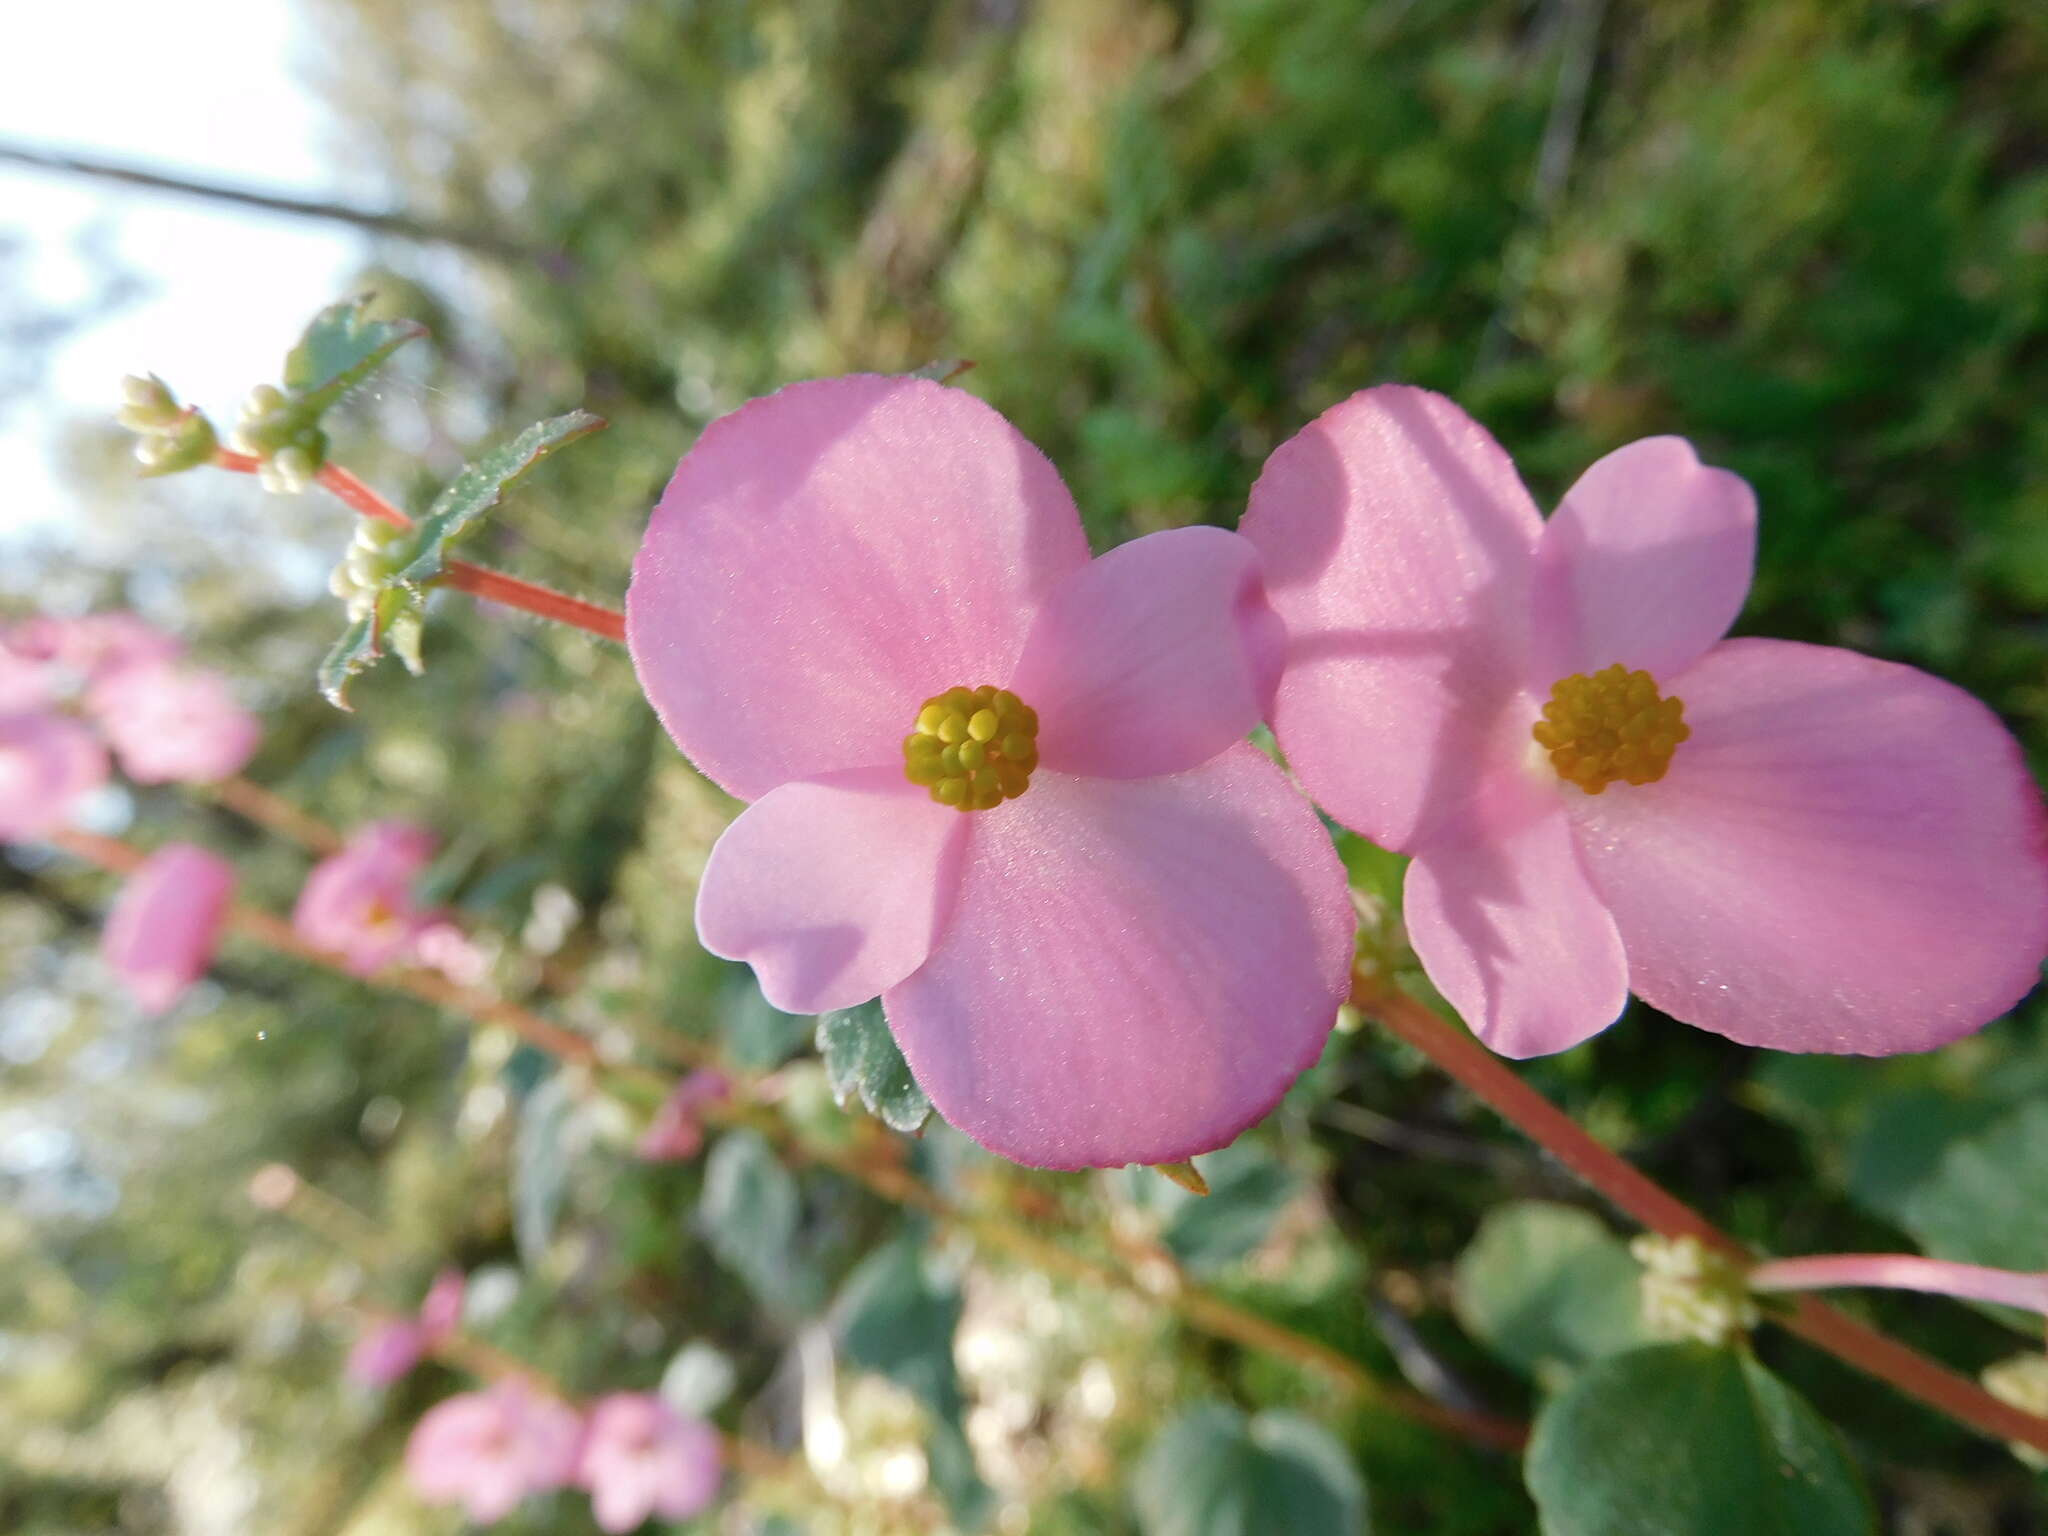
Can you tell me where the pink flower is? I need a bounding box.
[88,661,260,784]
[626,376,1353,1169]
[1241,385,2048,1058]
[405,1380,582,1523]
[0,644,52,712]
[100,843,234,1014]
[293,820,440,975]
[415,921,490,987]
[9,612,182,687]
[348,1268,466,1387]
[636,1070,731,1162]
[0,711,108,841]
[576,1393,722,1533]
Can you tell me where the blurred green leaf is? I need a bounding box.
[1453,1202,1649,1385]
[1161,1143,1299,1274]
[395,410,606,591]
[721,976,812,1072]
[817,1000,930,1135]
[512,1072,574,1270]
[1133,1402,1368,1536]
[698,1128,813,1311]
[1884,1099,2048,1274]
[1526,1344,1874,1536]
[282,293,427,417]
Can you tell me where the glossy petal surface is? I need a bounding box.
[628,375,1090,800]
[884,745,1352,1169]
[1568,639,2048,1053]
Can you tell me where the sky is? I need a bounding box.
[2,0,365,537]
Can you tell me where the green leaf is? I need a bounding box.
[1133,1402,1368,1536]
[1886,1098,2048,1274]
[1160,1143,1300,1274]
[316,586,421,710]
[697,1128,816,1312]
[1452,1202,1649,1387]
[394,411,606,591]
[512,1072,574,1270]
[721,975,813,1072]
[282,294,427,417]
[1526,1344,1874,1536]
[816,1000,931,1134]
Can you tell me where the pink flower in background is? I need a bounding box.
[628,375,1353,1169]
[405,1380,582,1524]
[348,1268,466,1387]
[9,612,182,687]
[415,921,491,988]
[1241,385,2048,1058]
[576,1393,722,1533]
[294,820,441,975]
[88,661,260,784]
[0,645,52,712]
[100,843,235,1014]
[636,1070,731,1162]
[0,712,108,841]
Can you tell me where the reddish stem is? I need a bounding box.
[210,775,344,856]
[1356,977,2048,1457]
[211,452,626,643]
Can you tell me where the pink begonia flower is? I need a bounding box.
[405,1380,582,1523]
[0,711,109,841]
[1241,385,2048,1058]
[576,1393,723,1533]
[1748,1254,2048,1316]
[626,375,1353,1169]
[9,612,182,687]
[0,644,52,712]
[349,1268,466,1387]
[87,660,260,785]
[416,921,491,987]
[100,843,235,1014]
[636,1070,731,1162]
[294,820,441,975]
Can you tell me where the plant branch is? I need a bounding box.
[208,775,344,855]
[1352,973,2048,1457]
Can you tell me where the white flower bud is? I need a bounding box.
[271,445,315,494]
[242,383,287,420]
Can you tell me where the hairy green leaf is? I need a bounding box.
[816,1000,930,1134]
[282,294,427,417]
[395,411,606,591]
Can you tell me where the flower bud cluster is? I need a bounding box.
[118,374,218,477]
[230,381,329,494]
[1631,1234,1759,1346]
[328,518,418,621]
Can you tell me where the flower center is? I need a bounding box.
[902,684,1039,812]
[1532,663,1690,794]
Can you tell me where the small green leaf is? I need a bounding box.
[395,411,606,591]
[1133,1402,1368,1536]
[316,587,422,710]
[1452,1201,1649,1386]
[816,1000,931,1134]
[698,1128,817,1312]
[1526,1344,1875,1536]
[513,1072,574,1270]
[283,294,427,417]
[1886,1098,2048,1274]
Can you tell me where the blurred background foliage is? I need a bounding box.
[5,0,2048,1530]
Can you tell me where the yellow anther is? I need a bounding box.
[1533,663,1691,794]
[903,682,1041,811]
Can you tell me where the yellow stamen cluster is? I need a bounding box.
[903,685,1039,811]
[1533,663,1690,794]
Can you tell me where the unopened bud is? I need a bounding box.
[247,1162,300,1210]
[242,383,287,420]
[270,445,316,494]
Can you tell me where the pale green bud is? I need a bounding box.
[1632,1234,1758,1346]
[242,383,287,420]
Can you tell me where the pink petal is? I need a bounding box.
[695,767,966,1014]
[627,376,1091,801]
[883,744,1353,1169]
[417,1268,466,1340]
[1239,385,1542,850]
[0,711,109,840]
[100,842,235,1015]
[347,1319,426,1386]
[89,663,260,785]
[293,821,438,976]
[1404,787,1631,1058]
[578,1395,722,1531]
[1530,437,1757,685]
[1567,638,2048,1053]
[1007,526,1282,778]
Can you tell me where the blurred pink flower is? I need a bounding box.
[88,661,260,784]
[348,1268,466,1387]
[100,842,234,1014]
[9,612,182,687]
[636,1070,731,1163]
[405,1380,582,1524]
[576,1393,722,1533]
[0,711,108,841]
[1241,385,2048,1058]
[627,375,1353,1169]
[0,644,52,712]
[294,820,440,975]
[415,921,491,987]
